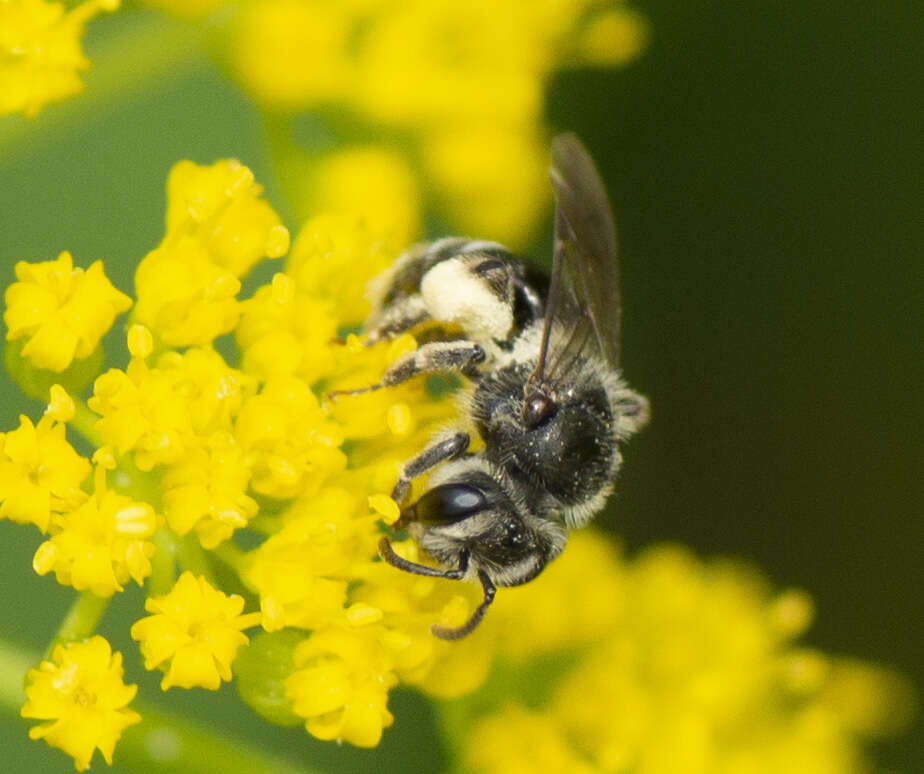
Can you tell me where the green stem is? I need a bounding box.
[179,534,212,580]
[150,527,180,597]
[50,591,110,654]
[70,397,102,448]
[0,637,321,774]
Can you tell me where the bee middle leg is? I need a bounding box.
[327,340,486,400]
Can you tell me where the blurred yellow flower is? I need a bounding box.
[20,636,140,772]
[576,6,650,66]
[0,0,119,117]
[230,0,649,247]
[232,0,352,108]
[3,251,131,372]
[465,535,914,774]
[309,145,423,248]
[131,571,261,690]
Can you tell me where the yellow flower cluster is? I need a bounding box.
[464,534,913,774]
[0,0,119,117]
[1,158,910,770]
[2,158,476,766]
[231,0,648,247]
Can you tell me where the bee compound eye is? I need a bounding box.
[406,483,488,526]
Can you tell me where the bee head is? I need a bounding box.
[404,472,566,588]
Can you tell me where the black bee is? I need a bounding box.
[332,134,648,639]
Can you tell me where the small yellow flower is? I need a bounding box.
[3,251,131,372]
[161,431,258,548]
[134,159,289,345]
[247,486,374,631]
[89,333,252,471]
[131,572,261,690]
[164,158,290,277]
[236,272,339,383]
[90,354,191,470]
[286,212,400,325]
[234,375,346,499]
[286,625,397,747]
[21,635,140,772]
[32,463,159,596]
[0,0,120,118]
[133,235,242,347]
[0,390,90,531]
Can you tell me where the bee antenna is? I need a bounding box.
[430,570,496,640]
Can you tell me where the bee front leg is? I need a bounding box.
[392,431,470,506]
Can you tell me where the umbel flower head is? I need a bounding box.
[0,159,912,771]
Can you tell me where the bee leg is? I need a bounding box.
[431,570,496,640]
[326,341,485,402]
[391,432,470,506]
[364,295,430,345]
[381,340,486,386]
[378,536,469,580]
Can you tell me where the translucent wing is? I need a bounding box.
[530,133,622,392]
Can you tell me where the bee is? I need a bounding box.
[332,133,649,639]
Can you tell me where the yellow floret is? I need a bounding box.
[21,635,140,772]
[0,408,90,532]
[234,375,346,499]
[164,159,290,277]
[4,251,131,372]
[32,462,159,596]
[131,572,261,690]
[286,625,397,747]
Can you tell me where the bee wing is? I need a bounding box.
[531,133,622,389]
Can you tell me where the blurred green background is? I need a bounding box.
[0,1,920,772]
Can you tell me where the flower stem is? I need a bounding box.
[0,636,322,774]
[150,527,180,597]
[70,396,102,447]
[50,591,110,654]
